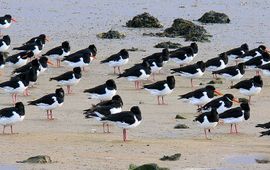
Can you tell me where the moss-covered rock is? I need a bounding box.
[129,163,169,170]
[207,78,223,84]
[198,11,230,24]
[17,155,52,164]
[126,12,163,28]
[154,41,182,49]
[97,29,125,39]
[174,124,189,129]
[160,153,181,161]
[175,114,186,119]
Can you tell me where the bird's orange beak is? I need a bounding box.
[266,48,270,53]
[11,18,17,22]
[45,36,50,42]
[21,55,28,59]
[92,56,97,59]
[47,60,54,65]
[233,98,240,103]
[214,90,223,96]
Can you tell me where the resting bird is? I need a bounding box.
[13,39,43,57]
[236,45,267,62]
[0,14,16,35]
[142,48,170,64]
[205,53,228,78]
[225,43,249,63]
[22,34,48,47]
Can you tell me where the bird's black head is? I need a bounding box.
[15,102,25,116]
[240,102,250,120]
[196,61,205,71]
[223,94,234,102]
[219,52,228,64]
[112,95,123,106]
[62,41,70,51]
[261,52,270,61]
[82,53,90,63]
[88,44,97,57]
[73,67,81,74]
[241,43,249,51]
[55,88,65,98]
[205,85,216,91]
[253,75,263,86]
[35,39,43,47]
[190,42,198,53]
[167,76,175,89]
[155,56,163,64]
[258,45,266,52]
[186,47,194,55]
[4,14,12,21]
[28,67,38,81]
[31,58,40,68]
[130,106,141,118]
[38,34,46,41]
[120,49,129,58]
[39,57,48,67]
[106,79,117,90]
[25,51,34,59]
[237,63,246,70]
[142,60,150,68]
[162,48,170,57]
[2,35,10,44]
[0,53,4,64]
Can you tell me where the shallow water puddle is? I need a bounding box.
[226,154,264,164]
[0,165,18,170]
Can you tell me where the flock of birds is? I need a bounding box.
[0,14,270,141]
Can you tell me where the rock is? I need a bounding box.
[126,12,163,28]
[97,29,125,39]
[160,153,181,161]
[154,41,181,49]
[17,155,52,164]
[126,47,146,52]
[198,11,230,24]
[238,98,249,103]
[129,163,169,170]
[174,124,189,129]
[207,78,223,84]
[255,159,270,164]
[175,114,186,119]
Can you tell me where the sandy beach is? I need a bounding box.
[0,0,270,169]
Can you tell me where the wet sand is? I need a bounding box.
[0,0,270,169]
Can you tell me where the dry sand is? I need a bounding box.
[0,0,270,169]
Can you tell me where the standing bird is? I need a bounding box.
[101,106,142,141]
[84,79,117,101]
[71,44,97,59]
[225,43,249,63]
[0,14,16,34]
[205,53,228,78]
[62,53,91,71]
[178,85,222,109]
[143,76,175,105]
[28,88,65,120]
[0,53,5,75]
[212,63,245,86]
[43,41,70,67]
[257,63,270,77]
[85,95,123,111]
[219,102,250,134]
[100,49,129,74]
[147,56,164,81]
[50,67,82,94]
[117,60,151,89]
[22,34,48,48]
[12,58,40,75]
[13,39,43,57]
[0,102,25,134]
[142,48,170,64]
[193,109,219,139]
[244,52,270,75]
[0,35,11,52]
[198,94,238,114]
[236,45,267,62]
[169,47,194,66]
[5,51,32,68]
[171,61,205,88]
[230,75,263,103]
[171,42,199,57]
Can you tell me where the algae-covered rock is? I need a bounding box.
[126,12,163,28]
[174,124,189,129]
[207,78,223,84]
[198,11,230,24]
[17,155,52,164]
[160,153,181,161]
[238,98,249,103]
[175,114,186,119]
[129,163,169,170]
[97,29,125,39]
[154,41,182,49]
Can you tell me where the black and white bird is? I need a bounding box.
[198,94,238,114]
[84,79,117,101]
[62,53,91,71]
[117,60,151,89]
[85,95,123,111]
[171,42,199,57]
[83,96,123,133]
[28,88,65,120]
[142,48,170,64]
[143,76,175,105]
[147,56,164,81]
[12,57,39,75]
[101,106,142,141]
[231,75,263,103]
[50,67,81,94]
[37,56,53,75]
[43,41,70,67]
[244,52,270,75]
[169,47,194,66]
[256,122,270,137]
[70,44,97,60]
[0,102,25,134]
[5,51,32,68]
[178,85,222,108]
[0,14,16,34]
[171,61,205,88]
[236,45,267,62]
[225,43,249,63]
[22,34,48,48]
[212,63,245,86]
[0,74,30,104]
[0,35,11,52]
[0,53,5,75]
[205,53,228,75]
[100,49,129,74]
[219,102,250,133]
[193,109,219,139]
[13,39,43,57]
[257,63,270,77]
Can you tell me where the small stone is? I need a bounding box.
[174,124,189,129]
[160,153,181,161]
[154,41,182,49]
[130,163,170,170]
[126,12,163,28]
[175,114,186,119]
[198,11,230,24]
[255,159,270,164]
[97,29,125,39]
[17,155,52,164]
[238,98,249,103]
[207,78,223,84]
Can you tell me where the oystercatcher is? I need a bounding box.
[194,108,219,139]
[171,61,205,88]
[219,102,250,133]
[143,76,175,105]
[257,63,270,77]
[117,60,151,89]
[43,41,70,67]
[0,53,5,75]
[205,53,228,78]
[101,106,142,141]
[169,47,194,66]
[0,102,24,134]
[13,39,43,57]
[100,49,129,74]
[23,34,48,47]
[236,45,267,62]
[84,79,117,101]
[0,14,16,34]
[5,51,32,68]
[244,52,270,75]
[171,42,198,57]
[147,56,163,81]
[0,35,10,52]
[142,48,170,64]
[28,88,65,120]
[62,53,91,71]
[50,67,81,94]
[212,63,245,86]
[71,44,97,59]
[231,75,263,103]
[88,95,123,110]
[225,43,249,63]
[12,58,39,75]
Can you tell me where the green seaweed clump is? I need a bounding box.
[97,29,125,39]
[126,12,163,28]
[198,10,230,24]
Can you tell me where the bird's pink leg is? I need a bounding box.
[103,123,105,133]
[10,125,13,134]
[248,96,251,104]
[157,96,160,105]
[3,125,6,134]
[191,79,194,88]
[118,67,121,74]
[230,124,233,133]
[107,124,110,133]
[204,129,209,139]
[46,110,50,120]
[50,110,53,120]
[113,67,116,74]
[235,124,238,134]
[162,96,166,105]
[123,129,127,141]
